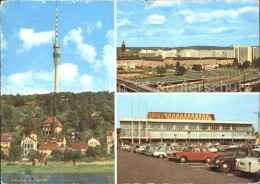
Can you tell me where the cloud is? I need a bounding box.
[96,21,102,28]
[149,1,182,8]
[63,27,96,64]
[117,19,131,27]
[83,21,102,34]
[59,63,78,82]
[179,6,258,24]
[238,6,259,13]
[144,14,167,24]
[1,33,7,49]
[80,74,93,91]
[1,71,51,95]
[209,26,238,33]
[18,28,54,51]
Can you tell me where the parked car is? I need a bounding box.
[153,146,175,158]
[207,147,249,172]
[171,146,218,163]
[237,148,260,175]
[145,145,161,156]
[136,145,147,153]
[208,146,218,153]
[167,147,188,160]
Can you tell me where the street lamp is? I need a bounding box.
[254,111,260,144]
[202,76,205,92]
[188,131,191,144]
[222,134,224,143]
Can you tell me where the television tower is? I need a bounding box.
[53,4,60,93]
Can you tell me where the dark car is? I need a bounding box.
[207,147,249,172]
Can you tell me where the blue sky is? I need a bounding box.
[117,94,260,131]
[117,0,259,47]
[1,1,114,95]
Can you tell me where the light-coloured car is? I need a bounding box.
[237,148,260,174]
[153,146,175,158]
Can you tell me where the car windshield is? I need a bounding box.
[249,151,260,157]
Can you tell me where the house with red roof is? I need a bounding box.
[46,137,66,148]
[39,142,59,157]
[71,143,88,154]
[1,133,12,155]
[40,118,63,135]
[25,102,39,108]
[106,131,114,154]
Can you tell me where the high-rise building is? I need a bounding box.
[53,5,60,93]
[233,45,254,63]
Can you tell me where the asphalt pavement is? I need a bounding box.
[117,149,260,184]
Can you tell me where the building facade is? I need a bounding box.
[40,118,63,135]
[1,133,12,156]
[106,131,114,154]
[120,112,255,145]
[88,138,101,147]
[21,132,38,156]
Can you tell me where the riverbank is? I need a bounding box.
[1,164,114,174]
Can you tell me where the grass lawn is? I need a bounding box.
[136,68,258,82]
[1,164,114,174]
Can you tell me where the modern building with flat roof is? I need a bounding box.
[119,112,255,145]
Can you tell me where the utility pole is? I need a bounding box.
[138,101,141,144]
[131,101,133,144]
[254,95,260,144]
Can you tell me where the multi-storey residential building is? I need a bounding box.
[120,112,255,145]
[233,45,259,63]
[106,131,114,154]
[40,118,63,135]
[1,133,12,155]
[21,132,38,156]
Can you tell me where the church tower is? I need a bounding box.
[121,41,126,52]
[53,4,60,93]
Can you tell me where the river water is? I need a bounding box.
[2,173,114,184]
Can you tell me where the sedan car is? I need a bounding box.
[207,147,249,172]
[237,148,260,175]
[171,146,218,163]
[153,146,175,158]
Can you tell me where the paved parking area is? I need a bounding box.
[117,149,260,184]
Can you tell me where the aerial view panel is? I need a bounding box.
[116,0,259,92]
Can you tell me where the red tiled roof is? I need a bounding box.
[1,133,12,142]
[1,136,11,142]
[39,142,59,150]
[30,131,36,135]
[1,133,12,137]
[25,102,38,105]
[40,118,63,128]
[106,131,113,136]
[71,143,88,150]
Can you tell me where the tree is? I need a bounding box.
[176,66,186,76]
[85,146,103,158]
[252,58,260,69]
[50,150,64,161]
[64,149,73,162]
[8,138,23,161]
[155,66,166,76]
[241,61,250,69]
[192,64,202,71]
[232,59,239,67]
[73,150,83,164]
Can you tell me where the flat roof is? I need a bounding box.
[120,118,254,125]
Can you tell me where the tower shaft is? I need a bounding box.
[53,4,60,93]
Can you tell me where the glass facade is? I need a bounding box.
[120,120,254,140]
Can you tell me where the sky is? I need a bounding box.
[117,94,260,131]
[117,0,259,47]
[1,1,114,95]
